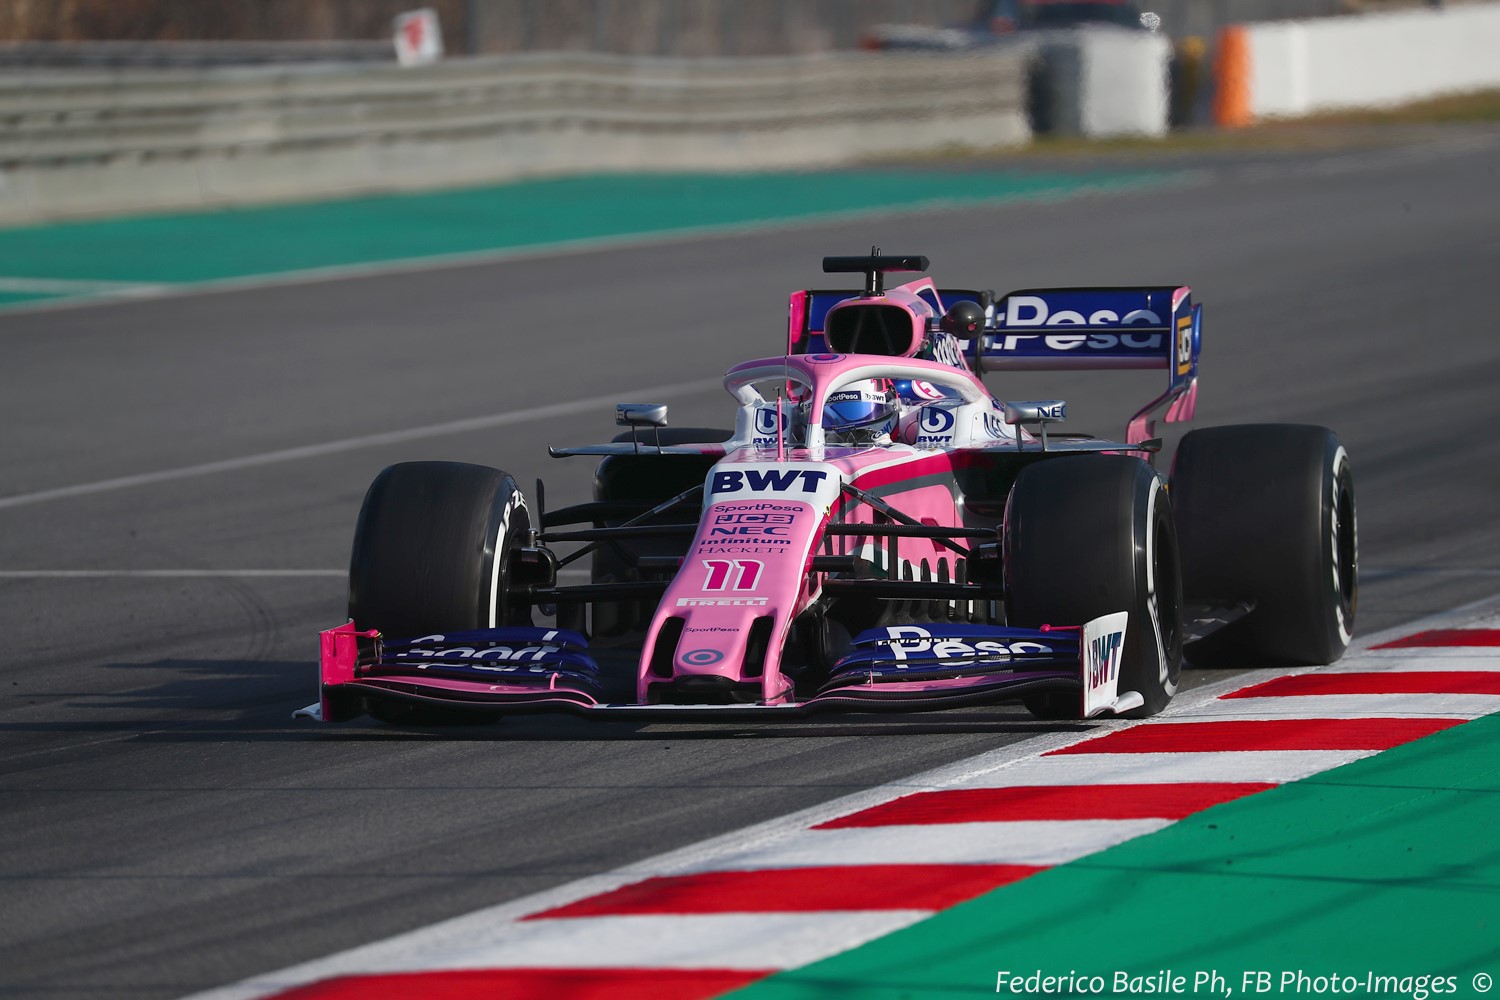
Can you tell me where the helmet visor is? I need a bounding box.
[825,387,891,429]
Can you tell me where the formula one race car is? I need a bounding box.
[299,253,1358,726]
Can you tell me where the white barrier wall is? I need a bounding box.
[1079,30,1172,137]
[1248,3,1500,118]
[1037,29,1172,139]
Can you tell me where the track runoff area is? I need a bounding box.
[184,599,1500,1000]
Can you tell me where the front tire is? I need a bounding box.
[347,461,531,725]
[1005,456,1183,719]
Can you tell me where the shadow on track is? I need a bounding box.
[2,656,1096,744]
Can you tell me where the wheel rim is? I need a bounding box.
[1152,503,1184,688]
[486,488,530,627]
[1332,462,1358,642]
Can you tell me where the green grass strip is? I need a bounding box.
[0,169,1167,289]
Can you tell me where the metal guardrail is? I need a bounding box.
[0,50,1030,222]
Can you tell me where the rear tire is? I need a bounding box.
[347,461,531,724]
[1172,424,1357,666]
[1006,456,1183,719]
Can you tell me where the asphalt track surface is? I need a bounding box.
[3,132,1500,998]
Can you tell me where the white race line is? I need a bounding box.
[0,276,166,295]
[1338,650,1500,670]
[341,911,930,973]
[179,598,1500,1000]
[956,750,1380,787]
[679,819,1173,872]
[1156,692,1498,720]
[0,376,722,512]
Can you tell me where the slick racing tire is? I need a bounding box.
[591,428,731,637]
[348,462,531,725]
[1006,455,1183,720]
[1172,424,1357,667]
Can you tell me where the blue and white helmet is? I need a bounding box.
[821,379,897,445]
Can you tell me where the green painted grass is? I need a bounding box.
[0,291,61,306]
[0,169,1168,294]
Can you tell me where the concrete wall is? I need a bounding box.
[1246,2,1500,118]
[0,50,1030,225]
[0,0,1358,60]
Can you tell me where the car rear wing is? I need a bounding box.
[977,287,1197,374]
[786,284,1201,448]
[979,286,1200,447]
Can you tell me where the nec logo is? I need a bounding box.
[709,526,789,537]
[712,469,829,495]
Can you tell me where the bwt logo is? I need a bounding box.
[1087,630,1124,688]
[999,295,1163,328]
[919,407,956,434]
[712,469,829,494]
[754,408,785,436]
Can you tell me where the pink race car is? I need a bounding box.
[300,253,1357,726]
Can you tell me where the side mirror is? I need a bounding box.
[1003,400,1066,451]
[616,403,669,428]
[1003,400,1066,425]
[616,403,669,454]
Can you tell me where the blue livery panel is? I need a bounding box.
[980,287,1200,402]
[377,627,603,693]
[830,623,1078,683]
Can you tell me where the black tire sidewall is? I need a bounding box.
[1006,456,1182,718]
[1173,425,1356,666]
[348,461,530,639]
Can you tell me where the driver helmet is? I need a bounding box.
[820,379,898,446]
